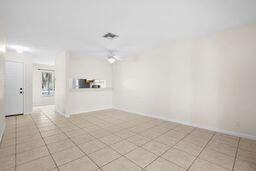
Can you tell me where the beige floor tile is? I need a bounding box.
[125,147,157,168]
[212,134,239,147]
[17,130,40,139]
[142,140,170,156]
[36,122,55,128]
[182,135,209,147]
[0,154,15,170]
[127,135,150,146]
[239,140,256,153]
[206,141,237,157]
[102,157,141,171]
[174,140,204,156]
[0,137,16,148]
[89,130,111,138]
[100,134,122,145]
[174,125,194,134]
[151,125,171,133]
[111,140,138,155]
[114,129,136,139]
[0,145,15,157]
[58,156,98,171]
[190,159,230,171]
[154,134,180,146]
[1,167,16,171]
[89,147,121,167]
[43,133,68,144]
[79,139,106,154]
[47,139,75,154]
[6,107,256,171]
[105,125,124,133]
[39,125,58,132]
[52,146,84,166]
[40,129,62,138]
[17,139,45,153]
[2,131,16,140]
[145,157,185,171]
[60,124,78,133]
[16,133,42,144]
[199,149,235,170]
[16,146,49,165]
[139,129,163,139]
[240,138,256,144]
[164,130,187,140]
[234,159,256,171]
[16,155,56,171]
[237,149,256,164]
[83,125,101,133]
[162,148,196,169]
[65,129,86,138]
[70,133,95,145]
[129,126,148,134]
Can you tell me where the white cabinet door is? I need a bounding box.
[5,61,24,115]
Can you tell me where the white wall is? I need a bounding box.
[5,52,33,114]
[54,53,112,116]
[0,26,6,141]
[113,23,256,139]
[67,56,112,114]
[55,51,69,117]
[33,63,55,106]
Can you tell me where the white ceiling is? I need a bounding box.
[1,0,256,64]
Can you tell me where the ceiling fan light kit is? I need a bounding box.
[107,56,116,64]
[103,32,120,63]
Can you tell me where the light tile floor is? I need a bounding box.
[0,105,256,171]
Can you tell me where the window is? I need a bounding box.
[42,72,55,96]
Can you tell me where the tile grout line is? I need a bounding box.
[30,110,59,170]
[46,111,200,170]
[186,132,215,171]
[60,113,148,170]
[142,128,197,170]
[40,110,102,170]
[87,120,182,170]
[13,107,244,171]
[62,116,128,169]
[232,137,240,171]
[187,134,241,171]
[201,140,239,158]
[13,110,189,170]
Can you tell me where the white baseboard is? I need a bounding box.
[113,107,256,140]
[55,110,69,118]
[0,120,6,143]
[68,107,113,116]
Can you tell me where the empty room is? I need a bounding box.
[0,0,256,171]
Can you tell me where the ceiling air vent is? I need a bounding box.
[103,33,119,39]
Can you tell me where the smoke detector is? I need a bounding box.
[103,33,119,39]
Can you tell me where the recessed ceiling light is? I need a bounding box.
[103,33,119,39]
[16,48,24,53]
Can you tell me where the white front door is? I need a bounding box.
[5,61,24,116]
